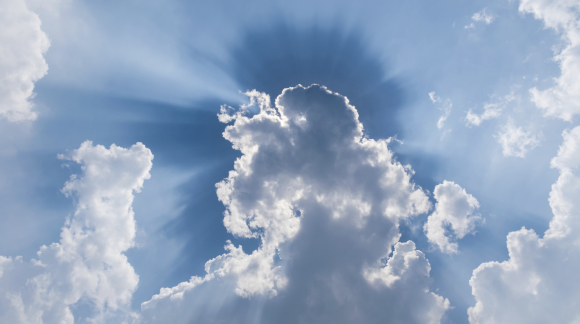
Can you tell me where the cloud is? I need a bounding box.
[495,120,541,158]
[465,8,495,29]
[520,0,580,120]
[424,181,482,254]
[468,126,580,323]
[429,92,452,130]
[140,85,449,323]
[0,141,153,323]
[465,91,518,127]
[0,0,50,122]
[472,9,495,24]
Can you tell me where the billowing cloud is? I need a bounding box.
[0,0,50,122]
[520,0,580,120]
[0,141,153,323]
[140,85,449,323]
[424,181,481,254]
[468,126,580,323]
[495,120,541,158]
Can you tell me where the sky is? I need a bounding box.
[0,0,580,323]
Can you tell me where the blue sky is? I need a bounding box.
[1,0,580,323]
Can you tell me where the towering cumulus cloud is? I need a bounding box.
[141,85,449,323]
[0,0,50,122]
[519,0,580,120]
[0,141,153,323]
[468,127,580,323]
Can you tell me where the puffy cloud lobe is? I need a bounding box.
[140,85,448,323]
[424,181,481,254]
[0,0,50,122]
[468,126,580,323]
[520,0,580,120]
[495,120,541,158]
[0,141,153,323]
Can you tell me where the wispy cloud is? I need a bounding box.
[465,8,495,29]
[472,8,494,24]
[429,92,452,130]
[465,91,519,127]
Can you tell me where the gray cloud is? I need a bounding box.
[140,85,448,323]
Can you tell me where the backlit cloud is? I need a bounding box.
[140,85,449,323]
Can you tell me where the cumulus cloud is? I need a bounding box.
[465,91,518,127]
[424,181,482,254]
[429,92,452,130]
[468,126,580,323]
[140,85,449,323]
[520,0,580,120]
[0,0,50,122]
[0,141,153,323]
[495,120,541,158]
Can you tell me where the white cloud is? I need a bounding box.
[520,0,580,120]
[465,91,518,127]
[472,8,495,24]
[429,92,452,130]
[465,104,501,126]
[140,85,448,323]
[495,121,541,158]
[429,91,440,103]
[0,0,50,122]
[465,8,495,29]
[424,181,481,254]
[0,141,153,323]
[468,126,580,323]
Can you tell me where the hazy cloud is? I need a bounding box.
[429,92,452,130]
[465,91,518,127]
[472,9,495,24]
